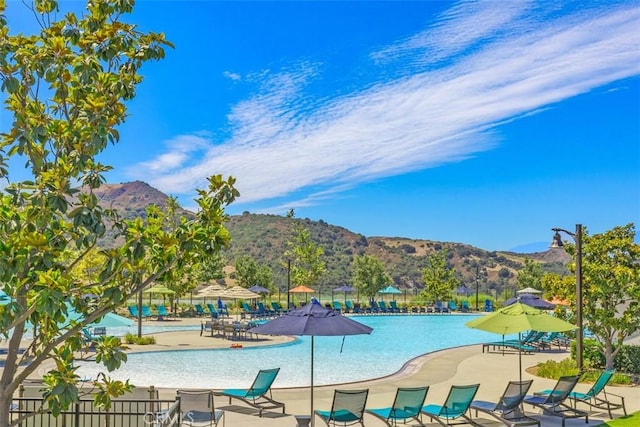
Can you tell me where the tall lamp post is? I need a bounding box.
[475,264,480,312]
[286,258,291,308]
[551,224,583,372]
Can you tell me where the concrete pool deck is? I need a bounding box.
[116,316,638,426]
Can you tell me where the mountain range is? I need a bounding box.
[93,181,571,296]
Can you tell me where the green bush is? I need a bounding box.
[577,339,640,375]
[123,333,156,345]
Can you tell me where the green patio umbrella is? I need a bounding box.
[465,302,576,382]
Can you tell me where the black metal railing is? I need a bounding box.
[10,397,180,427]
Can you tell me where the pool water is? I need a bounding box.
[76,314,509,389]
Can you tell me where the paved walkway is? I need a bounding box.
[126,317,637,426]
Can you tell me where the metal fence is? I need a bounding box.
[9,397,181,427]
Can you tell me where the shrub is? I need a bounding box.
[123,333,156,345]
[578,339,640,375]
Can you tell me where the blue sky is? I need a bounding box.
[3,1,639,252]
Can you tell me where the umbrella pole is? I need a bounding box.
[518,332,522,384]
[311,336,315,427]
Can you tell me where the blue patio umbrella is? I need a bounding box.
[249,299,372,426]
[333,284,355,303]
[504,294,555,310]
[247,285,270,294]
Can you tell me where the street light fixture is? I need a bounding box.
[551,224,583,372]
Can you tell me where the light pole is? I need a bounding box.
[475,264,480,312]
[551,224,583,372]
[286,258,291,308]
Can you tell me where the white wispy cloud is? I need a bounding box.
[130,1,640,211]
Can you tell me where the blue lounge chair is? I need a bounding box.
[127,305,139,318]
[524,375,587,426]
[471,380,539,427]
[448,300,458,312]
[271,301,286,314]
[315,389,368,427]
[554,370,625,418]
[345,300,355,313]
[215,368,284,416]
[177,389,225,427]
[332,301,343,312]
[378,301,389,313]
[155,304,169,320]
[484,299,494,312]
[206,303,219,319]
[366,386,428,426]
[421,383,479,426]
[389,300,405,313]
[460,301,470,312]
[194,304,207,317]
[141,305,152,319]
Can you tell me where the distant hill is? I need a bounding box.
[94,182,571,296]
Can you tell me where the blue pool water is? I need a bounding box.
[76,315,509,389]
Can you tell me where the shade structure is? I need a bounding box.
[333,285,355,303]
[249,300,372,426]
[379,285,401,294]
[222,285,260,300]
[456,285,473,296]
[465,302,576,382]
[504,294,555,310]
[247,285,270,294]
[517,287,542,294]
[289,285,314,293]
[197,284,227,299]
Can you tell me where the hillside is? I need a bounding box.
[94,182,570,296]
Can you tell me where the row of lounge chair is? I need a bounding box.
[483,330,572,354]
[128,304,171,320]
[314,369,626,427]
[194,303,230,318]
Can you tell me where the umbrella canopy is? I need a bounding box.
[223,285,260,300]
[248,285,270,294]
[249,300,372,426]
[379,285,401,294]
[333,285,355,293]
[465,302,576,382]
[333,284,355,303]
[517,287,542,294]
[289,285,315,293]
[197,284,227,299]
[504,294,556,310]
[456,285,473,296]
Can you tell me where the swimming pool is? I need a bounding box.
[76,315,510,389]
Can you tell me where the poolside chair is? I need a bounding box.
[484,299,494,312]
[389,300,404,313]
[378,301,389,313]
[460,301,470,312]
[271,301,286,314]
[156,304,170,320]
[206,303,219,319]
[127,305,139,318]
[215,368,284,416]
[471,380,539,427]
[421,383,479,426]
[564,370,625,418]
[314,388,369,427]
[345,300,355,313]
[194,304,207,317]
[448,300,458,312]
[141,305,153,319]
[177,389,225,427]
[523,375,587,426]
[333,301,343,312]
[366,386,429,427]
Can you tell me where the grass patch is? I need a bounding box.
[593,411,639,426]
[123,333,156,345]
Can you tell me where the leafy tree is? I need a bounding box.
[517,258,544,291]
[194,252,226,284]
[544,224,640,370]
[284,211,326,289]
[234,255,274,290]
[352,254,390,303]
[420,250,460,303]
[0,1,238,424]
